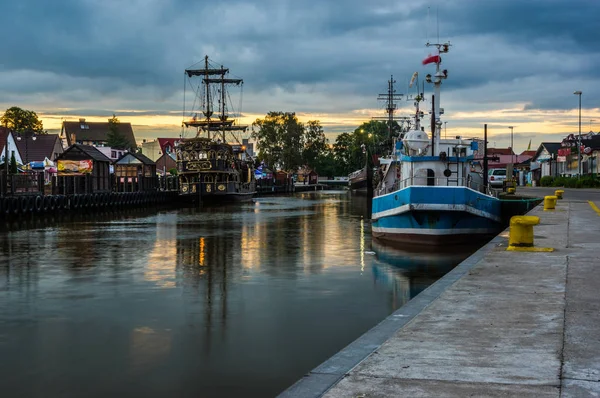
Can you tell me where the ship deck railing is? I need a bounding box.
[375,177,492,197]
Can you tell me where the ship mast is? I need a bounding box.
[424,41,450,156]
[204,55,212,140]
[376,75,404,140]
[183,56,248,142]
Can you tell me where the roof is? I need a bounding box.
[532,142,562,162]
[62,120,136,147]
[157,138,179,153]
[486,154,532,168]
[13,133,62,163]
[57,144,112,163]
[520,150,537,157]
[487,147,515,156]
[0,127,8,149]
[114,151,155,165]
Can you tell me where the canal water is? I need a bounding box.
[0,191,478,397]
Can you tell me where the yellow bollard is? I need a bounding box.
[508,216,539,248]
[555,190,564,199]
[507,187,516,194]
[506,216,554,252]
[544,195,557,211]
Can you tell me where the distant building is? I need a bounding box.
[60,118,137,149]
[141,138,180,161]
[95,147,127,163]
[13,132,64,163]
[156,152,177,175]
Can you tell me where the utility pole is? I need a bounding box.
[574,91,582,175]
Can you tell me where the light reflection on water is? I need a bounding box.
[0,191,478,397]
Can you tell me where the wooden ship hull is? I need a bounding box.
[176,137,256,203]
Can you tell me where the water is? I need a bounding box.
[0,191,477,397]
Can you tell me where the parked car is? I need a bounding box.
[488,168,507,187]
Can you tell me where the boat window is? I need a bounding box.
[427,169,435,186]
[198,151,207,159]
[204,175,213,183]
[208,150,216,159]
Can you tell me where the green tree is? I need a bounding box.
[302,120,329,171]
[9,152,17,174]
[106,114,131,149]
[332,132,354,175]
[1,106,45,133]
[252,112,304,172]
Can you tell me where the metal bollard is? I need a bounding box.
[508,216,539,248]
[506,215,554,252]
[544,195,557,210]
[555,190,564,199]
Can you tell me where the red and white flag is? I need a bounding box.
[422,54,440,65]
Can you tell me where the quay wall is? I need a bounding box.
[0,191,179,220]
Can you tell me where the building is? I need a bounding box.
[95,146,128,163]
[61,118,137,149]
[558,132,600,176]
[113,152,157,191]
[156,152,177,175]
[13,132,64,164]
[141,138,180,161]
[0,127,21,166]
[531,142,561,183]
[55,144,112,194]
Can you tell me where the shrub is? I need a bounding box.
[540,176,554,187]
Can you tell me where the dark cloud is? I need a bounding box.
[0,0,598,140]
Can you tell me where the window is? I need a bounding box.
[427,169,435,186]
[111,151,117,158]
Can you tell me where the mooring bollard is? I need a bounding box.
[544,195,557,210]
[508,216,539,248]
[555,190,564,199]
[507,187,516,194]
[506,215,554,252]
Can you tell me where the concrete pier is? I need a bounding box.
[280,188,600,397]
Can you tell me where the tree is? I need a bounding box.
[9,152,17,174]
[106,114,131,149]
[303,120,329,171]
[333,132,354,175]
[1,106,45,133]
[252,112,304,172]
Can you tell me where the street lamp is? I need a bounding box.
[574,91,582,175]
[508,126,514,165]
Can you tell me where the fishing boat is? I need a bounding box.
[348,167,367,193]
[176,56,256,203]
[371,41,502,245]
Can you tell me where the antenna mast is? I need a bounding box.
[377,75,404,139]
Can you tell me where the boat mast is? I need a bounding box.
[377,75,403,140]
[425,41,450,156]
[220,65,226,143]
[204,55,211,140]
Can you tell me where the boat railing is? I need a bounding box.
[375,177,488,196]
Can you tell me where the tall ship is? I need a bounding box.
[371,41,503,245]
[176,56,256,203]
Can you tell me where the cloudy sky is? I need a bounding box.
[1,0,598,151]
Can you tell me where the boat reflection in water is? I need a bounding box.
[370,238,479,309]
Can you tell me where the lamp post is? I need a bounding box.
[574,90,582,175]
[508,126,514,165]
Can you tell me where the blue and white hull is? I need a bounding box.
[372,186,502,246]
